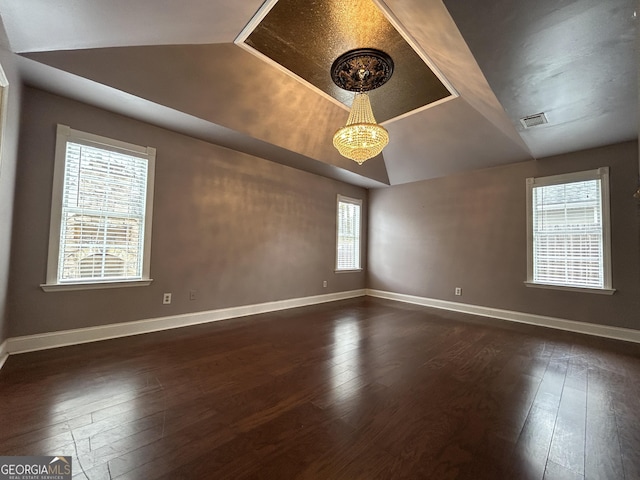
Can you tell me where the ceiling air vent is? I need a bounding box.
[520,112,548,128]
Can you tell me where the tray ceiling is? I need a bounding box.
[0,0,635,187]
[239,0,454,123]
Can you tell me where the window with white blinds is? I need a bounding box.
[336,195,362,271]
[44,125,155,290]
[526,167,613,293]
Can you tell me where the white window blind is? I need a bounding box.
[526,168,612,292]
[44,125,155,289]
[59,142,148,281]
[336,195,362,271]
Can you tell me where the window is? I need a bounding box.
[42,125,155,291]
[336,195,362,271]
[525,167,614,294]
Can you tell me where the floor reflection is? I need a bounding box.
[329,318,362,405]
[14,369,152,474]
[49,372,144,418]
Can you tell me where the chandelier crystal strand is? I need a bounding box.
[333,92,389,164]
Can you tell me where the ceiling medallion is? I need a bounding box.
[331,48,394,92]
[331,49,394,165]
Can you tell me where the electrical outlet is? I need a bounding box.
[455,287,462,296]
[163,293,172,304]
[189,290,197,301]
[323,280,328,288]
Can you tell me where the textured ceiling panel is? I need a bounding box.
[242,0,452,122]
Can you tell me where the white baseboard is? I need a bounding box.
[3,287,637,374]
[0,339,7,370]
[366,289,640,344]
[5,289,366,356]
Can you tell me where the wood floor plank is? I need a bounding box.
[547,386,586,476]
[543,460,584,480]
[1,297,639,479]
[585,367,627,480]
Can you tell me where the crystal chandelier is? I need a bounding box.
[331,49,394,165]
[333,93,388,165]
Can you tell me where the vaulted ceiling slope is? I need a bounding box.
[0,0,636,187]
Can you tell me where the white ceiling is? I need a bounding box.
[0,0,636,187]
[0,1,264,52]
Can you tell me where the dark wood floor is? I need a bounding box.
[1,297,639,479]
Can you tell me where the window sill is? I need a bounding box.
[335,269,363,274]
[41,279,153,292]
[524,281,615,295]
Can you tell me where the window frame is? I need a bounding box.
[0,62,9,178]
[42,124,156,291]
[525,167,615,295]
[335,194,363,273]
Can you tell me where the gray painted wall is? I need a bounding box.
[0,47,21,345]
[8,87,367,337]
[368,141,640,331]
